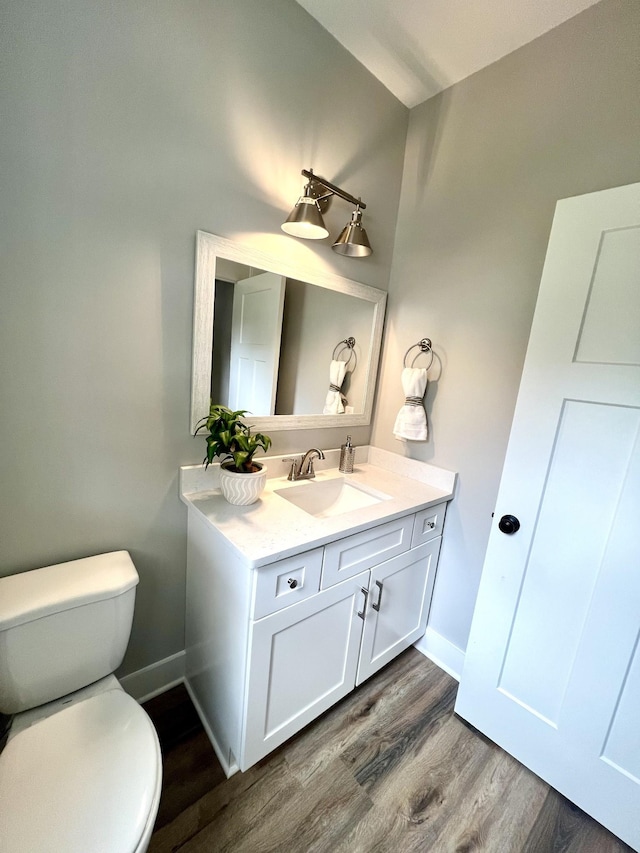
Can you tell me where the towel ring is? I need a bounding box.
[403,338,434,370]
[333,337,357,370]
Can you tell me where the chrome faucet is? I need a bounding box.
[284,448,325,481]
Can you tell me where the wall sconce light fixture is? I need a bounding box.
[281,169,372,257]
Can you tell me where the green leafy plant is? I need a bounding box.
[194,404,272,473]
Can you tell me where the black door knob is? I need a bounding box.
[498,514,520,535]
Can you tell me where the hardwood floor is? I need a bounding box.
[144,649,633,853]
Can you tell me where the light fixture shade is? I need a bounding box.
[332,208,372,257]
[281,196,329,240]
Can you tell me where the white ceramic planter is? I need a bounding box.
[219,463,268,506]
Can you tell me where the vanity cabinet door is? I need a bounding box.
[356,538,441,686]
[240,571,368,771]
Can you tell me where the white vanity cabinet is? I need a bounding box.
[185,501,446,775]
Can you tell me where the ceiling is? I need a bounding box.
[294,0,603,108]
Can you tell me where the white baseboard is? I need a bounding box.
[184,678,239,778]
[119,650,186,703]
[414,627,465,682]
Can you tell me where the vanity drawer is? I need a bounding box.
[411,503,446,548]
[321,516,414,589]
[252,549,323,620]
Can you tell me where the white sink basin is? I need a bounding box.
[274,477,391,519]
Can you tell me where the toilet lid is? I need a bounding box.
[0,689,161,853]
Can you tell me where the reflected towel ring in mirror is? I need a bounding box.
[403,338,434,370]
[333,337,357,371]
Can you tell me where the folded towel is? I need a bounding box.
[323,359,347,414]
[393,367,428,441]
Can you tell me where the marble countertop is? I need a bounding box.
[180,446,456,568]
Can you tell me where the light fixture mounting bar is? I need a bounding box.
[301,169,366,210]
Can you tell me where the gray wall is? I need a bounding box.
[0,0,407,673]
[372,0,640,655]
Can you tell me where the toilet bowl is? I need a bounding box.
[0,552,162,853]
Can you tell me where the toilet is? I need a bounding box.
[0,551,162,853]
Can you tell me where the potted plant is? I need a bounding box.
[195,404,272,505]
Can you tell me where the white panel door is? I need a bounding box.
[240,572,367,771]
[456,182,640,850]
[228,272,285,415]
[356,540,440,686]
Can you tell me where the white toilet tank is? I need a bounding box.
[0,551,139,715]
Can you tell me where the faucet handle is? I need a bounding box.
[282,457,300,481]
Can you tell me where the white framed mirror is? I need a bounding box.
[191,232,387,432]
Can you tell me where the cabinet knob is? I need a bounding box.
[287,578,298,589]
[498,515,520,535]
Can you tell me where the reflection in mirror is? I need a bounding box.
[212,259,374,417]
[191,232,387,432]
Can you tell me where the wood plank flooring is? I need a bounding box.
[144,649,634,853]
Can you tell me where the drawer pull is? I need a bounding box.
[426,521,436,530]
[357,587,368,620]
[287,578,298,589]
[372,580,383,612]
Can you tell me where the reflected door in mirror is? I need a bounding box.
[228,273,285,415]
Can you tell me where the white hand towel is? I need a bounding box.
[323,359,347,414]
[393,367,428,441]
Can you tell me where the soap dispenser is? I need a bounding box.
[339,435,355,473]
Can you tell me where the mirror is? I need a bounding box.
[191,232,387,432]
